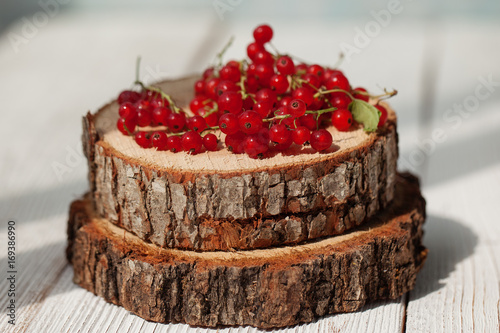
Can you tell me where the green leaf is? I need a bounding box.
[348,99,381,132]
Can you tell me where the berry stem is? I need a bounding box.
[213,36,235,73]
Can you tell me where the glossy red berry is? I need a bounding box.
[301,73,320,90]
[253,24,273,44]
[218,113,240,135]
[181,131,203,154]
[150,97,169,109]
[310,129,333,152]
[151,131,168,151]
[272,131,293,151]
[269,124,290,144]
[166,112,186,133]
[244,135,269,158]
[166,135,182,152]
[136,108,152,127]
[254,64,274,86]
[273,107,301,129]
[225,131,246,154]
[187,115,208,133]
[253,50,274,66]
[117,117,136,135]
[238,111,263,134]
[325,72,350,91]
[118,90,140,104]
[203,133,218,151]
[219,65,241,82]
[253,101,273,118]
[279,95,293,108]
[287,99,307,118]
[376,104,388,127]
[202,67,215,80]
[270,74,289,94]
[119,102,136,119]
[329,92,352,109]
[255,88,277,106]
[205,77,221,100]
[197,107,218,127]
[194,80,206,95]
[331,109,353,131]
[216,80,238,97]
[276,56,295,75]
[307,64,324,78]
[189,95,208,114]
[247,42,264,61]
[135,131,152,148]
[218,91,243,114]
[292,126,311,145]
[352,87,369,102]
[299,114,317,130]
[292,87,314,107]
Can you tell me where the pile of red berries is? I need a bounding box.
[115,24,391,158]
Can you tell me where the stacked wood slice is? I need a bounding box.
[67,76,427,328]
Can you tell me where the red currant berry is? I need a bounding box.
[325,72,350,91]
[255,88,277,106]
[218,91,243,114]
[218,113,240,135]
[142,89,161,101]
[166,135,182,152]
[253,24,273,45]
[242,96,255,111]
[247,42,264,61]
[253,100,273,118]
[376,104,388,127]
[273,107,301,129]
[292,126,311,145]
[270,74,289,94]
[197,107,218,127]
[307,64,324,78]
[272,131,293,151]
[202,67,215,80]
[216,80,238,97]
[151,131,168,151]
[331,109,353,131]
[203,133,218,151]
[151,106,172,126]
[352,87,369,102]
[150,97,169,109]
[135,99,152,113]
[253,50,274,66]
[205,77,221,100]
[244,75,259,93]
[136,108,152,127]
[189,95,208,114]
[219,65,241,82]
[295,63,308,73]
[119,102,136,119]
[254,64,274,86]
[226,60,240,68]
[321,68,339,84]
[166,112,186,133]
[181,131,203,154]
[276,55,295,75]
[225,131,246,154]
[301,73,320,90]
[118,90,141,104]
[292,87,314,107]
[194,80,206,95]
[287,99,307,118]
[244,135,269,158]
[299,114,317,130]
[279,95,293,108]
[135,131,152,148]
[329,92,352,109]
[187,115,207,133]
[238,111,263,134]
[269,124,290,144]
[310,129,333,152]
[117,117,137,135]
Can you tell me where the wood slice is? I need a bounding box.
[83,76,399,251]
[67,173,427,329]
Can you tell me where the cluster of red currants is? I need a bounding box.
[115,24,389,158]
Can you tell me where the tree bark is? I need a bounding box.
[67,173,427,329]
[82,76,399,250]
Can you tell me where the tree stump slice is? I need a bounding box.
[67,173,427,329]
[83,76,399,251]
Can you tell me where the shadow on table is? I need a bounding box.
[0,240,79,309]
[410,214,478,300]
[0,178,87,228]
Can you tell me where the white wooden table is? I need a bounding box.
[1,7,499,332]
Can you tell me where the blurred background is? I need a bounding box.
[1,1,500,332]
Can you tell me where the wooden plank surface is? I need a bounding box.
[0,8,499,333]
